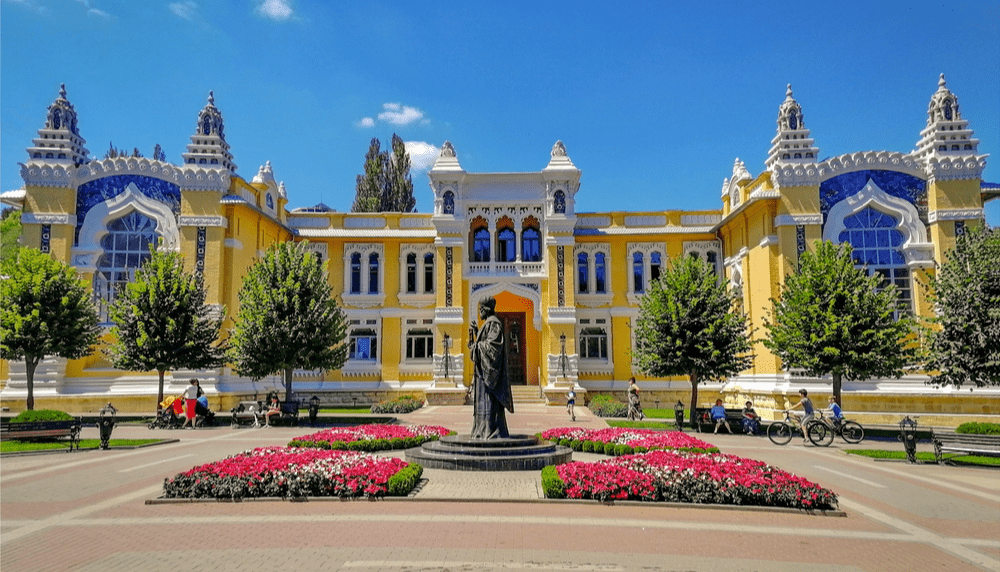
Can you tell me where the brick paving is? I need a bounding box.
[2,405,998,571]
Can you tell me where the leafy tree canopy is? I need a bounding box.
[926,224,1000,387]
[352,134,416,213]
[1,248,100,409]
[107,245,226,407]
[229,241,348,402]
[2,206,22,260]
[764,240,917,403]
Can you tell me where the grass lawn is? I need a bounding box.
[607,420,681,429]
[846,449,1000,467]
[1,438,166,454]
[318,407,373,414]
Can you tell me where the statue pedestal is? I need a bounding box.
[405,434,572,471]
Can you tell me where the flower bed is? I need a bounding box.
[540,427,718,455]
[542,450,837,510]
[289,424,451,451]
[163,447,421,499]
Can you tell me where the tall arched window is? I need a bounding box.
[443,191,455,215]
[521,227,541,262]
[497,228,516,262]
[553,190,566,214]
[650,252,662,283]
[423,253,434,293]
[577,252,589,293]
[93,211,158,323]
[473,227,490,262]
[350,253,362,294]
[595,252,607,293]
[633,252,645,293]
[368,253,380,294]
[406,253,418,293]
[838,206,911,318]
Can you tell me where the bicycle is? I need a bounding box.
[767,410,834,446]
[811,410,865,444]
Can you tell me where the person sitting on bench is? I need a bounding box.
[711,399,732,434]
[741,400,759,435]
[264,394,281,427]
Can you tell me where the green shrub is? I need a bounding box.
[370,395,425,414]
[387,463,423,495]
[10,410,73,423]
[602,442,615,455]
[614,444,633,456]
[582,441,595,453]
[540,465,566,499]
[589,394,628,418]
[956,422,1000,435]
[570,439,582,451]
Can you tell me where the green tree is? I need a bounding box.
[1,248,100,410]
[1,206,22,261]
[764,240,917,405]
[106,246,226,410]
[926,225,1000,387]
[351,134,416,213]
[633,255,753,425]
[229,241,349,403]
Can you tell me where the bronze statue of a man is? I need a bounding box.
[468,296,514,439]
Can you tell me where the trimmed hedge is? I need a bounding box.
[540,465,565,499]
[387,463,424,496]
[588,394,627,418]
[370,395,425,414]
[9,410,73,423]
[288,435,433,451]
[956,422,1000,436]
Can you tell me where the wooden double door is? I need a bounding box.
[498,312,526,385]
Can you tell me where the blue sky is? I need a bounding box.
[3,1,998,224]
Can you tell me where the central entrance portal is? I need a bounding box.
[498,312,526,385]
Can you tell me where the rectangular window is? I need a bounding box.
[579,327,608,359]
[405,328,434,359]
[349,328,378,361]
[423,253,434,293]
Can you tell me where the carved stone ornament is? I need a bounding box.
[441,141,456,158]
[551,140,567,157]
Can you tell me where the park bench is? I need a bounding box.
[0,418,83,451]
[931,430,1000,463]
[693,407,746,433]
[273,401,300,426]
[231,401,263,427]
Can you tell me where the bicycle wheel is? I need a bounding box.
[808,422,834,447]
[840,421,865,444]
[768,422,793,445]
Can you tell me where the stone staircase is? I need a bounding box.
[510,385,546,405]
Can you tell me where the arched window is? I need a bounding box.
[93,211,158,323]
[521,227,541,262]
[52,111,62,130]
[633,252,645,293]
[368,253,379,294]
[473,228,490,262]
[788,113,798,130]
[577,252,589,293]
[838,206,911,319]
[497,228,516,262]
[423,253,434,293]
[650,252,662,282]
[594,252,607,293]
[202,117,211,135]
[350,253,362,294]
[553,190,566,214]
[406,253,417,293]
[943,99,953,120]
[443,191,455,215]
[266,194,274,209]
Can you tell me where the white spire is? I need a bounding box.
[430,140,464,173]
[765,84,820,170]
[26,83,89,165]
[913,74,980,161]
[181,91,237,172]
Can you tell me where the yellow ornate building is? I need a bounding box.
[3,78,997,424]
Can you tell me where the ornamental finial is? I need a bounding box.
[938,73,946,88]
[440,141,456,158]
[208,91,215,105]
[551,140,567,157]
[786,84,793,98]
[59,83,67,99]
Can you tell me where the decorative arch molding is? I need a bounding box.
[771,151,927,189]
[73,182,180,271]
[823,179,934,267]
[468,282,542,331]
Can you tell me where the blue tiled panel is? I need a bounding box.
[820,170,926,223]
[75,175,181,244]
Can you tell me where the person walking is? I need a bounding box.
[627,377,644,421]
[566,389,577,421]
[180,379,199,429]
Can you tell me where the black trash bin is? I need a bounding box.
[98,403,117,450]
[674,401,685,431]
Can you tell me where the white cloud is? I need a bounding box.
[404,141,440,173]
[255,0,293,21]
[356,117,375,128]
[169,1,198,20]
[87,8,111,18]
[378,103,425,126]
[7,0,52,16]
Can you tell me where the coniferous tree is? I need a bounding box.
[107,246,226,410]
[764,241,917,405]
[1,248,101,410]
[352,138,384,213]
[351,134,416,213]
[926,225,1000,387]
[229,241,349,403]
[633,255,753,425]
[387,133,416,212]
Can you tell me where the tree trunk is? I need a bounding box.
[156,370,166,413]
[284,368,294,404]
[833,372,842,409]
[25,357,38,411]
[689,371,699,427]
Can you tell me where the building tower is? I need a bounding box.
[25,84,89,165]
[765,84,820,169]
[913,74,981,161]
[181,91,237,172]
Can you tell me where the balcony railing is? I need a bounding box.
[465,260,546,277]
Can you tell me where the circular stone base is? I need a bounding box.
[405,434,572,471]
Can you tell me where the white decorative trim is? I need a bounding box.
[573,243,612,302]
[434,306,465,324]
[625,242,666,302]
[576,216,610,227]
[625,215,666,227]
[178,215,227,228]
[774,213,822,227]
[303,242,328,262]
[18,162,77,188]
[546,306,577,324]
[772,151,928,189]
[547,353,579,385]
[924,155,988,182]
[344,217,386,229]
[576,226,716,236]
[680,214,722,225]
[72,182,180,271]
[470,282,544,331]
[287,216,329,229]
[21,212,76,225]
[400,217,433,228]
[823,179,934,268]
[927,208,984,223]
[748,188,780,199]
[683,240,723,277]
[297,229,436,239]
[342,243,386,308]
[759,235,779,248]
[224,238,243,249]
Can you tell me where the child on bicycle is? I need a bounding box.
[828,395,844,426]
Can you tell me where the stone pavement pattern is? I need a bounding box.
[1,404,998,571]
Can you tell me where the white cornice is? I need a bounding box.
[178,215,227,228]
[759,234,779,248]
[774,213,822,227]
[576,226,715,236]
[927,208,984,223]
[297,229,436,239]
[924,155,988,182]
[21,212,75,225]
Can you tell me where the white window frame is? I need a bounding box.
[573,243,613,307]
[683,240,723,281]
[342,243,385,308]
[398,244,436,308]
[399,314,436,374]
[575,313,614,374]
[343,316,382,376]
[626,242,666,305]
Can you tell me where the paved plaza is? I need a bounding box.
[2,405,998,572]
